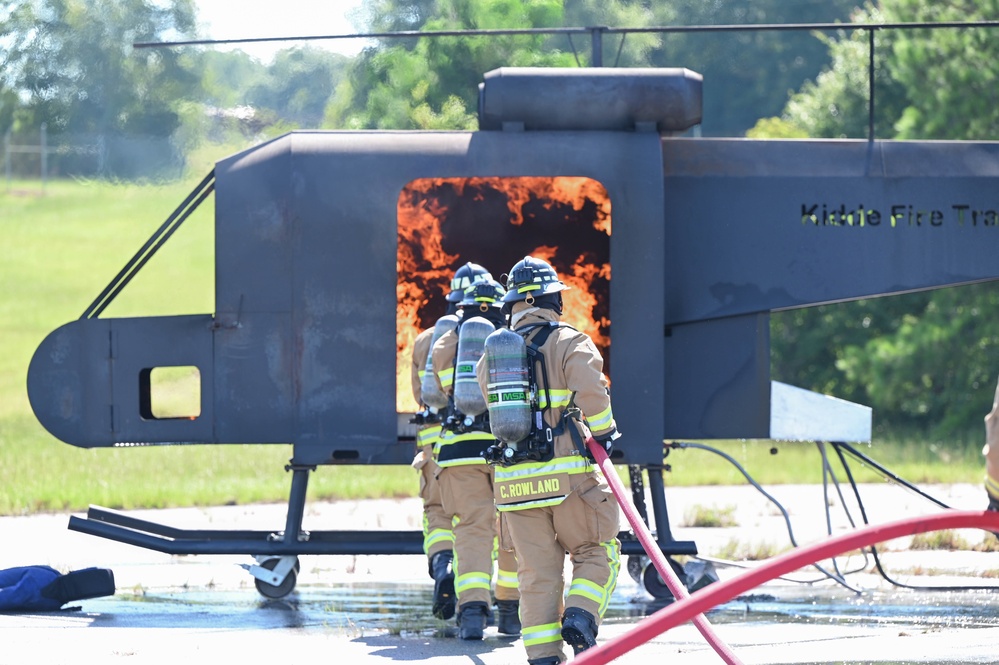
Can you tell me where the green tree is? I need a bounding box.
[763,0,999,438]
[757,0,999,141]
[199,50,269,111]
[886,0,999,140]
[334,0,857,134]
[1,0,200,175]
[328,0,583,130]
[248,47,349,129]
[836,284,999,435]
[644,0,859,136]
[558,0,662,66]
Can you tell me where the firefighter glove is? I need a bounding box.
[592,429,621,459]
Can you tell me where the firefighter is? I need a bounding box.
[983,373,999,515]
[430,278,521,640]
[410,262,493,620]
[477,256,621,665]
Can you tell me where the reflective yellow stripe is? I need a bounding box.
[423,527,454,554]
[497,495,567,512]
[438,431,494,445]
[438,457,487,468]
[494,457,590,482]
[523,622,562,646]
[600,539,621,617]
[538,388,572,409]
[568,578,605,605]
[587,405,614,431]
[438,367,454,388]
[987,474,999,499]
[417,424,441,447]
[496,568,519,589]
[455,571,492,594]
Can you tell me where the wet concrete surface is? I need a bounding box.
[3,484,999,664]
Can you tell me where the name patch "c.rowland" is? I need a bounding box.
[495,472,571,505]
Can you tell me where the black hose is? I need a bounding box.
[669,441,862,592]
[668,440,999,593]
[830,441,999,592]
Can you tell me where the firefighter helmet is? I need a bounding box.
[460,278,507,312]
[447,262,493,302]
[500,256,569,303]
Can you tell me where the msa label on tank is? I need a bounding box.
[488,391,527,403]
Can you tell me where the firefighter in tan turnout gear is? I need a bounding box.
[982,373,999,515]
[478,256,621,665]
[430,276,521,640]
[410,262,493,620]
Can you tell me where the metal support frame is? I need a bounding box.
[68,461,696,558]
[625,463,694,554]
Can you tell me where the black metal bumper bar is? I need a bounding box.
[68,461,696,558]
[68,505,696,557]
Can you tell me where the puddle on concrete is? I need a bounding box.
[609,585,999,629]
[82,579,999,640]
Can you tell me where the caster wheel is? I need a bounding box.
[254,557,298,599]
[642,557,686,600]
[627,555,646,584]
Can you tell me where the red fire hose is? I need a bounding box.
[585,435,744,665]
[578,443,999,665]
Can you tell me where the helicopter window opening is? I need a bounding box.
[139,365,202,420]
[332,450,361,460]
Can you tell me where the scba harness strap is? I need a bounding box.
[523,322,568,440]
[485,321,578,466]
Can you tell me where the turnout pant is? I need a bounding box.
[416,444,454,560]
[439,463,519,608]
[504,476,621,663]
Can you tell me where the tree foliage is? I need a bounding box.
[763,0,999,438]
[247,47,349,129]
[757,0,999,141]
[643,0,858,136]
[1,0,200,138]
[328,0,855,133]
[328,0,575,129]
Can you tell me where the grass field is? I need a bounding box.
[0,173,989,516]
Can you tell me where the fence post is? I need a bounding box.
[3,130,9,192]
[41,123,47,192]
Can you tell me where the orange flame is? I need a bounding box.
[397,177,611,412]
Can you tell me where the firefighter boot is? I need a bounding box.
[430,551,456,620]
[457,601,490,640]
[560,607,598,655]
[495,599,521,635]
[527,658,562,665]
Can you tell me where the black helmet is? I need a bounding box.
[500,256,569,303]
[447,262,493,302]
[459,278,507,312]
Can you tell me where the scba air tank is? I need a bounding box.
[453,316,496,416]
[483,328,532,444]
[420,314,460,409]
